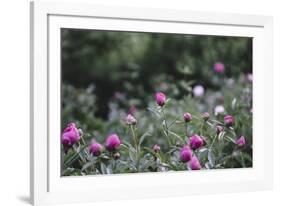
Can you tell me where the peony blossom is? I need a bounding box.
[224,115,234,127]
[189,134,204,150]
[89,142,103,156]
[155,92,166,106]
[193,85,204,97]
[183,112,192,122]
[105,134,121,151]
[61,135,71,146]
[214,105,225,116]
[214,62,225,73]
[61,123,80,146]
[153,144,161,153]
[189,156,201,170]
[125,114,137,125]
[180,146,192,162]
[236,136,246,147]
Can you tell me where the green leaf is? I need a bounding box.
[139,132,152,146]
[82,159,97,171]
[147,107,161,117]
[232,98,237,110]
[100,162,107,174]
[208,149,215,168]
[169,130,185,143]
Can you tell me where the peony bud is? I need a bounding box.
[189,156,201,170]
[236,136,246,147]
[155,92,166,106]
[183,112,192,122]
[113,152,121,160]
[202,112,210,121]
[214,62,225,73]
[153,144,161,153]
[125,114,137,125]
[89,142,103,156]
[180,146,192,162]
[189,134,204,150]
[61,123,80,145]
[105,134,121,151]
[216,125,224,135]
[224,115,234,127]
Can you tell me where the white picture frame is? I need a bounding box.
[30,0,273,205]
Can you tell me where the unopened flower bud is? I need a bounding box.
[189,156,201,170]
[183,112,192,122]
[89,142,103,156]
[153,144,161,153]
[202,112,210,121]
[105,134,121,151]
[236,136,246,147]
[155,92,166,107]
[113,152,121,160]
[180,146,192,162]
[216,125,224,135]
[224,115,234,127]
[189,134,204,150]
[125,114,137,125]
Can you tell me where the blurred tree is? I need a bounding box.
[61,29,252,119]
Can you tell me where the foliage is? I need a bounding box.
[61,29,252,176]
[62,75,252,175]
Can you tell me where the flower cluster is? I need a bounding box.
[62,91,248,175]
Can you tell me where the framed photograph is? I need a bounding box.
[30,0,273,205]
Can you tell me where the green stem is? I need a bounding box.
[240,151,246,168]
[161,108,169,135]
[161,107,171,146]
[129,125,140,171]
[185,123,188,138]
[199,122,204,136]
[210,134,218,150]
[129,125,138,150]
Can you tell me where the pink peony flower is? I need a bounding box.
[153,144,161,153]
[61,135,71,146]
[183,112,192,122]
[155,92,166,106]
[61,123,80,145]
[224,115,234,127]
[189,134,204,150]
[180,146,192,162]
[216,125,224,135]
[193,85,204,97]
[214,62,225,73]
[236,136,246,147]
[125,114,137,125]
[189,156,201,170]
[105,134,121,151]
[89,142,103,156]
